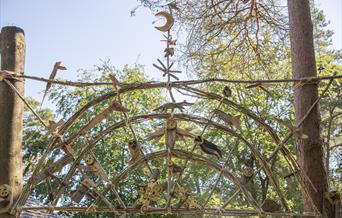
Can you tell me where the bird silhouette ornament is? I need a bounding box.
[41,61,67,106]
[128,140,141,164]
[194,136,223,159]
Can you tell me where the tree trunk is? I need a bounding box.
[0,26,25,218]
[287,1,333,217]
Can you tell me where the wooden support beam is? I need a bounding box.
[0,26,25,218]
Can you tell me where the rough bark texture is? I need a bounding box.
[0,26,25,218]
[287,1,333,217]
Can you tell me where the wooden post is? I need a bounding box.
[287,1,334,217]
[0,26,25,218]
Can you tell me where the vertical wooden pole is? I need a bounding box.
[287,1,334,217]
[0,26,25,218]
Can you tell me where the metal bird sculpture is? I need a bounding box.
[109,74,120,87]
[171,163,184,174]
[223,86,232,98]
[111,102,129,112]
[194,136,223,159]
[41,61,67,106]
[168,2,180,11]
[46,119,65,136]
[164,47,174,57]
[128,140,141,164]
[246,82,273,95]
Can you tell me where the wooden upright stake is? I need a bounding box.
[287,1,334,217]
[0,26,25,218]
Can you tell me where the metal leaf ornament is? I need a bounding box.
[145,128,165,142]
[70,178,96,203]
[77,102,128,137]
[176,127,194,141]
[146,127,193,142]
[194,136,223,159]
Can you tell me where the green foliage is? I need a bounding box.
[23,97,55,176]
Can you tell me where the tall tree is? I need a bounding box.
[287,0,332,216]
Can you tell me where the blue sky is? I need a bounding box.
[0,0,341,107]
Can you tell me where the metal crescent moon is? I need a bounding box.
[154,11,174,32]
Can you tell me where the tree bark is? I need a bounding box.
[0,26,25,218]
[287,1,333,217]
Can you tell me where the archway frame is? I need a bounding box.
[7,80,328,217]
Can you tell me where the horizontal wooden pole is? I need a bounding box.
[1,70,341,87]
[20,207,320,217]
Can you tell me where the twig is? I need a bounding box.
[4,79,48,128]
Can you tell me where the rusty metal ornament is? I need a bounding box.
[41,61,67,106]
[128,140,141,164]
[261,198,281,212]
[84,153,109,181]
[46,119,65,136]
[243,167,253,178]
[0,184,13,214]
[195,136,223,159]
[223,86,232,98]
[0,185,10,198]
[154,11,174,32]
[84,155,95,166]
[214,109,242,131]
[153,101,193,113]
[70,178,96,203]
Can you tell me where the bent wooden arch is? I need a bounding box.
[40,81,309,197]
[37,83,302,209]
[110,149,261,212]
[53,112,289,211]
[16,82,319,215]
